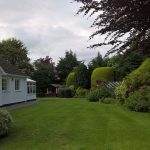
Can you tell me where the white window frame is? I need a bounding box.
[15,79,20,91]
[2,78,8,92]
[27,82,36,94]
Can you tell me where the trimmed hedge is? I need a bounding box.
[0,109,12,137]
[115,58,150,104]
[66,72,75,87]
[125,86,150,112]
[91,67,114,88]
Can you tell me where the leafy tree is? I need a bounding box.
[74,0,150,56]
[32,56,56,93]
[88,52,106,72]
[108,45,147,80]
[57,50,80,83]
[0,38,34,76]
[74,63,90,89]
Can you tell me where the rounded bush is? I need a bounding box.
[115,58,150,103]
[125,86,150,112]
[76,87,89,97]
[87,87,112,102]
[0,109,12,137]
[91,67,114,88]
[102,98,115,104]
[66,72,75,87]
[57,87,73,98]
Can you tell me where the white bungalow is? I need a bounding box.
[0,59,36,106]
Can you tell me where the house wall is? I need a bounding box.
[26,94,36,101]
[1,76,27,105]
[0,75,2,106]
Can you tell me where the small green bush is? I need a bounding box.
[76,87,89,97]
[87,87,112,102]
[69,85,75,96]
[91,67,114,88]
[57,87,73,98]
[0,109,13,137]
[102,98,115,104]
[66,72,75,87]
[125,86,150,112]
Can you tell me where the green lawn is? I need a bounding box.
[0,98,150,150]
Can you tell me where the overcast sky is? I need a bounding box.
[0,0,111,64]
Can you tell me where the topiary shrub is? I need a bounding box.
[87,87,112,102]
[57,87,73,98]
[0,109,13,137]
[76,87,89,97]
[125,86,150,112]
[91,67,114,89]
[115,58,150,104]
[66,72,75,87]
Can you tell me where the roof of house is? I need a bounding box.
[0,59,27,76]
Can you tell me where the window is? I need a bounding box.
[27,82,36,94]
[15,79,20,90]
[2,79,7,91]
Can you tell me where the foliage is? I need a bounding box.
[76,87,89,97]
[57,87,73,98]
[88,52,106,71]
[125,86,150,112]
[108,45,148,80]
[0,38,34,76]
[57,50,80,83]
[91,67,114,88]
[0,109,12,137]
[115,82,128,105]
[75,0,150,56]
[32,56,56,93]
[115,58,150,103]
[87,87,112,102]
[102,98,115,104]
[66,72,75,87]
[69,85,76,96]
[74,63,90,89]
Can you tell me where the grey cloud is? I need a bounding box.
[0,0,109,63]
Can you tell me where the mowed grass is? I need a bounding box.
[0,98,150,150]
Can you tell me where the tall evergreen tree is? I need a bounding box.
[57,50,80,83]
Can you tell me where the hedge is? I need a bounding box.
[91,67,114,88]
[66,72,75,87]
[115,58,150,103]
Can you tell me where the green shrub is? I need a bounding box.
[57,87,73,98]
[87,87,112,102]
[102,98,115,104]
[125,86,150,112]
[69,85,75,96]
[115,58,150,103]
[66,72,75,87]
[91,67,114,89]
[76,87,89,97]
[0,109,13,137]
